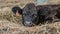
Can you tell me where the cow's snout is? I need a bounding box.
[23,21,34,27]
[25,21,31,24]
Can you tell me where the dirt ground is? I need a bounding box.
[0,0,60,34]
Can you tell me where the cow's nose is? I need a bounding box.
[25,21,31,24]
[23,21,33,27]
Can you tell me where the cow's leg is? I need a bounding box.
[52,16,60,22]
[45,16,60,23]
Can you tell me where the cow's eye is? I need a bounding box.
[23,13,27,15]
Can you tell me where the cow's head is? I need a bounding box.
[12,3,39,27]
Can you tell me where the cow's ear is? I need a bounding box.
[12,6,22,15]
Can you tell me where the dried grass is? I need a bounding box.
[0,6,60,34]
[0,0,60,34]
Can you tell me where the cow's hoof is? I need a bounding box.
[53,19,60,22]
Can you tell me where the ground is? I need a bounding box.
[0,0,60,34]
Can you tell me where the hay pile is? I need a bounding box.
[0,7,22,24]
[0,0,60,34]
[0,7,60,34]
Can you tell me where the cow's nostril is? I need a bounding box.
[23,21,33,27]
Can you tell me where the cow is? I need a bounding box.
[36,5,58,23]
[12,3,39,27]
[12,3,60,27]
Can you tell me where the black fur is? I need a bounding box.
[12,3,60,27]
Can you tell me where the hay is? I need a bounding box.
[0,19,60,34]
[0,7,22,25]
[0,7,60,34]
[0,0,60,34]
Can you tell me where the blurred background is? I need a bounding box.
[0,0,60,8]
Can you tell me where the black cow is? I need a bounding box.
[36,5,58,23]
[37,5,60,23]
[12,3,60,27]
[12,3,39,27]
